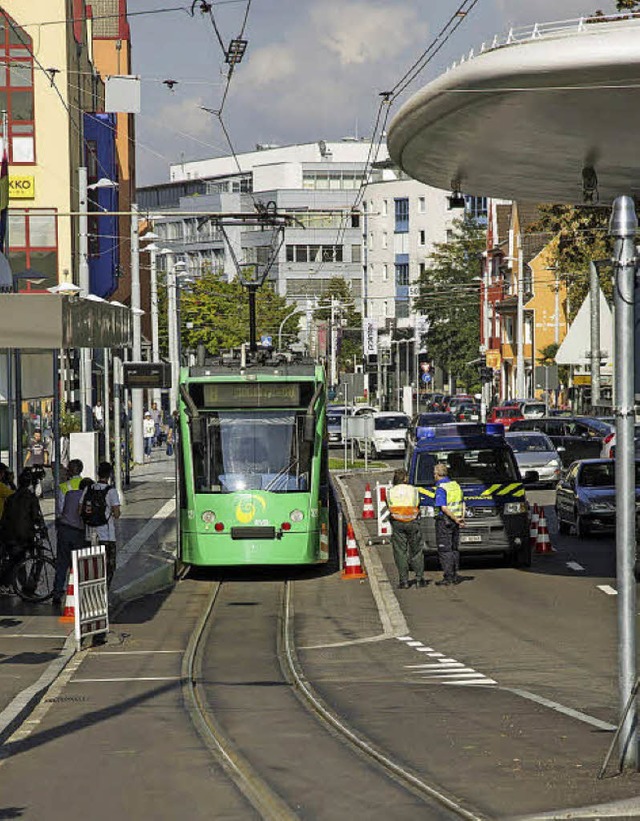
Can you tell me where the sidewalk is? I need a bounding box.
[0,450,177,742]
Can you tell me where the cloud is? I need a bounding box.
[311,0,428,66]
[155,95,214,140]
[238,45,297,88]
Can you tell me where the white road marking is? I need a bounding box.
[448,678,497,686]
[72,676,182,683]
[397,636,413,642]
[0,634,69,639]
[405,641,423,647]
[415,647,435,652]
[426,652,445,657]
[405,663,467,670]
[117,498,176,570]
[421,671,484,679]
[566,561,585,571]
[96,650,183,655]
[597,585,618,596]
[504,687,616,731]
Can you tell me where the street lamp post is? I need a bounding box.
[278,305,299,350]
[130,202,143,465]
[167,259,186,413]
[142,238,161,406]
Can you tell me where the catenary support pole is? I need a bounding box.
[167,265,178,413]
[52,350,60,516]
[149,244,161,406]
[103,348,111,462]
[610,195,638,770]
[78,167,92,432]
[589,260,601,408]
[130,203,143,464]
[113,353,123,505]
[516,233,526,398]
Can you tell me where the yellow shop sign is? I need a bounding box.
[9,176,35,199]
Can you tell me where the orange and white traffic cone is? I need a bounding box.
[362,483,375,519]
[377,484,392,537]
[342,524,367,579]
[535,508,555,554]
[529,503,540,552]
[59,567,77,624]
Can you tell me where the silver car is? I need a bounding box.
[505,431,563,486]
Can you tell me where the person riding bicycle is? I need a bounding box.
[0,470,42,582]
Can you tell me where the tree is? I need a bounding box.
[313,277,362,372]
[615,1,640,9]
[414,214,485,390]
[527,205,612,321]
[160,270,302,356]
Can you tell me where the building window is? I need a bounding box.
[351,212,360,228]
[9,209,58,290]
[396,300,410,319]
[465,195,488,222]
[394,198,409,233]
[382,231,388,249]
[418,197,426,213]
[352,244,361,263]
[369,232,374,250]
[419,230,425,246]
[419,262,425,276]
[0,13,35,163]
[446,229,454,243]
[383,300,388,318]
[382,263,388,281]
[368,263,373,281]
[395,263,409,286]
[286,244,343,263]
[382,199,388,216]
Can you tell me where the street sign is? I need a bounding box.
[421,372,431,383]
[123,362,172,389]
[486,349,501,369]
[260,335,273,348]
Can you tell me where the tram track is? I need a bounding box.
[183,576,486,821]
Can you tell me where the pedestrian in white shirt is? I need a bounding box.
[80,461,121,588]
[143,411,155,461]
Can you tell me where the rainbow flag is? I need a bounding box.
[0,145,8,253]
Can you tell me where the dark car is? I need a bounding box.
[455,403,480,422]
[555,458,640,537]
[428,393,445,411]
[509,416,613,467]
[407,412,456,446]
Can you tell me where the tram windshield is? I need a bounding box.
[191,411,312,493]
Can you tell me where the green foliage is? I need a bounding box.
[59,405,81,437]
[537,342,559,366]
[313,277,363,372]
[160,271,302,356]
[615,1,640,10]
[527,205,612,321]
[414,215,485,390]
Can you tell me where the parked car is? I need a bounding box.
[326,404,378,447]
[520,401,547,419]
[427,392,445,410]
[448,394,475,415]
[555,458,640,537]
[354,412,410,458]
[600,424,640,458]
[487,405,525,430]
[455,402,481,422]
[505,431,563,487]
[509,416,613,467]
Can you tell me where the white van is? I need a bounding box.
[520,401,546,419]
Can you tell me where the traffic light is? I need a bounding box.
[480,366,494,383]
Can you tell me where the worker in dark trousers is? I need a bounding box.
[387,468,428,589]
[433,462,473,586]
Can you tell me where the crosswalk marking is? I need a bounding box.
[396,636,495,686]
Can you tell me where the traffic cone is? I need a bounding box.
[342,524,367,579]
[535,508,555,554]
[529,503,540,551]
[59,567,77,623]
[362,483,375,519]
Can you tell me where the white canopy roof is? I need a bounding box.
[555,287,612,369]
[388,16,640,204]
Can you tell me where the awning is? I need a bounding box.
[0,294,131,349]
[388,17,640,204]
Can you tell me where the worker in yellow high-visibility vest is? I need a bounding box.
[433,462,473,586]
[387,468,428,590]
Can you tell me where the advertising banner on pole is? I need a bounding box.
[363,318,378,357]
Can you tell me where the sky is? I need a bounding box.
[130,0,622,186]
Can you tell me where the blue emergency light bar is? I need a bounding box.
[415,422,505,441]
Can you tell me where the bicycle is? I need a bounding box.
[0,522,57,603]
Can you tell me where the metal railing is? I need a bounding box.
[448,12,640,73]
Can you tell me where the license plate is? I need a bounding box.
[460,534,482,543]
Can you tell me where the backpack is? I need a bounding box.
[81,484,110,527]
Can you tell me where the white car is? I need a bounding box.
[354,411,410,458]
[600,424,640,458]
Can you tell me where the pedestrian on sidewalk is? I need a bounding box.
[80,461,121,589]
[53,459,88,604]
[433,463,472,586]
[143,411,155,461]
[150,402,161,446]
[387,468,428,589]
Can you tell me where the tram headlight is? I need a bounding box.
[201,510,216,524]
[290,509,304,522]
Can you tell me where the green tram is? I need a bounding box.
[177,359,329,566]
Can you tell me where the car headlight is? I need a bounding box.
[546,459,560,468]
[504,502,528,515]
[290,509,304,522]
[590,502,613,512]
[201,510,216,524]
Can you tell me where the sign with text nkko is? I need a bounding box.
[363,318,378,357]
[9,175,35,199]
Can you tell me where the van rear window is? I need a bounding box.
[415,448,519,486]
